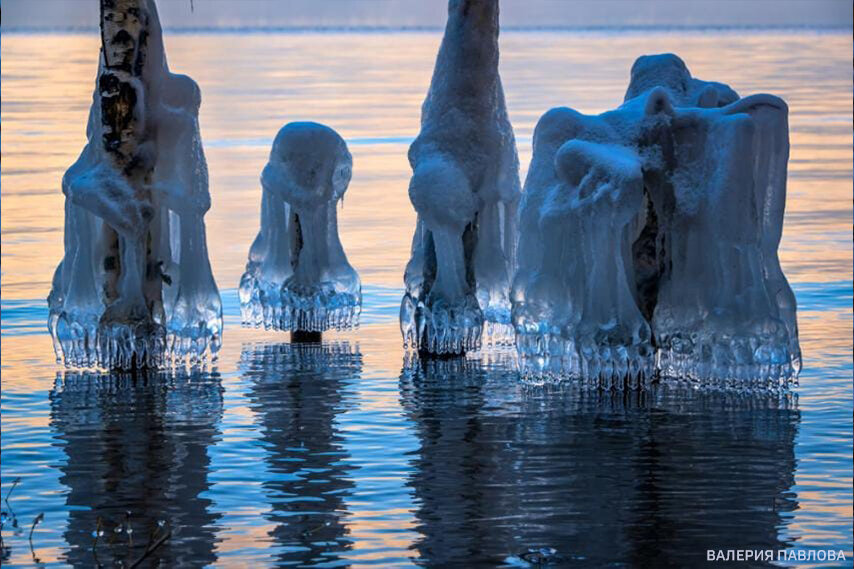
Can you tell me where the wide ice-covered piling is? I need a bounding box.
[513,54,800,387]
[48,0,222,369]
[239,122,361,333]
[400,0,521,355]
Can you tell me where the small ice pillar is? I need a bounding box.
[239,122,361,334]
[400,0,521,355]
[514,54,800,386]
[48,0,222,369]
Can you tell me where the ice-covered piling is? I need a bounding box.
[48,0,222,369]
[239,122,361,334]
[400,0,521,355]
[513,54,800,387]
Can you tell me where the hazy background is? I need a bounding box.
[3,0,852,30]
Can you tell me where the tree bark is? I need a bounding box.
[98,0,163,331]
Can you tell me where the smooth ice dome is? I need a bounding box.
[513,53,800,388]
[239,122,361,333]
[263,123,353,208]
[400,0,521,355]
[48,0,222,369]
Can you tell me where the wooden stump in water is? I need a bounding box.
[417,348,465,360]
[291,331,323,343]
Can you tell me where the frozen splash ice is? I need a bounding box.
[48,0,222,369]
[239,122,361,332]
[513,54,800,387]
[400,0,521,355]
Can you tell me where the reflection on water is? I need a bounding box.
[49,370,223,567]
[241,342,361,566]
[401,354,800,567]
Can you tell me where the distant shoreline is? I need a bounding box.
[2,24,851,35]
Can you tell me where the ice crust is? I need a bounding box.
[239,122,361,332]
[513,54,801,387]
[400,0,521,355]
[48,0,222,369]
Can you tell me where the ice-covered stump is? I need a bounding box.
[514,54,800,387]
[48,0,222,369]
[400,0,521,355]
[239,122,361,333]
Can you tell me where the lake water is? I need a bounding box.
[1,30,852,567]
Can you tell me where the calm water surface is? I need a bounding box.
[1,31,852,567]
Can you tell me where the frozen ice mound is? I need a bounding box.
[513,54,800,388]
[400,0,521,355]
[48,0,222,370]
[239,122,361,332]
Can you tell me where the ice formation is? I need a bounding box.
[400,0,521,355]
[239,122,361,333]
[513,54,800,387]
[48,0,222,369]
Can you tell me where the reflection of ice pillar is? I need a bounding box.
[400,0,521,355]
[48,0,222,370]
[49,370,223,567]
[399,356,523,564]
[514,53,799,385]
[400,358,799,566]
[239,123,361,334]
[241,343,361,565]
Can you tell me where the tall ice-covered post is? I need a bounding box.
[400,0,521,356]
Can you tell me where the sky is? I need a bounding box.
[2,0,852,30]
